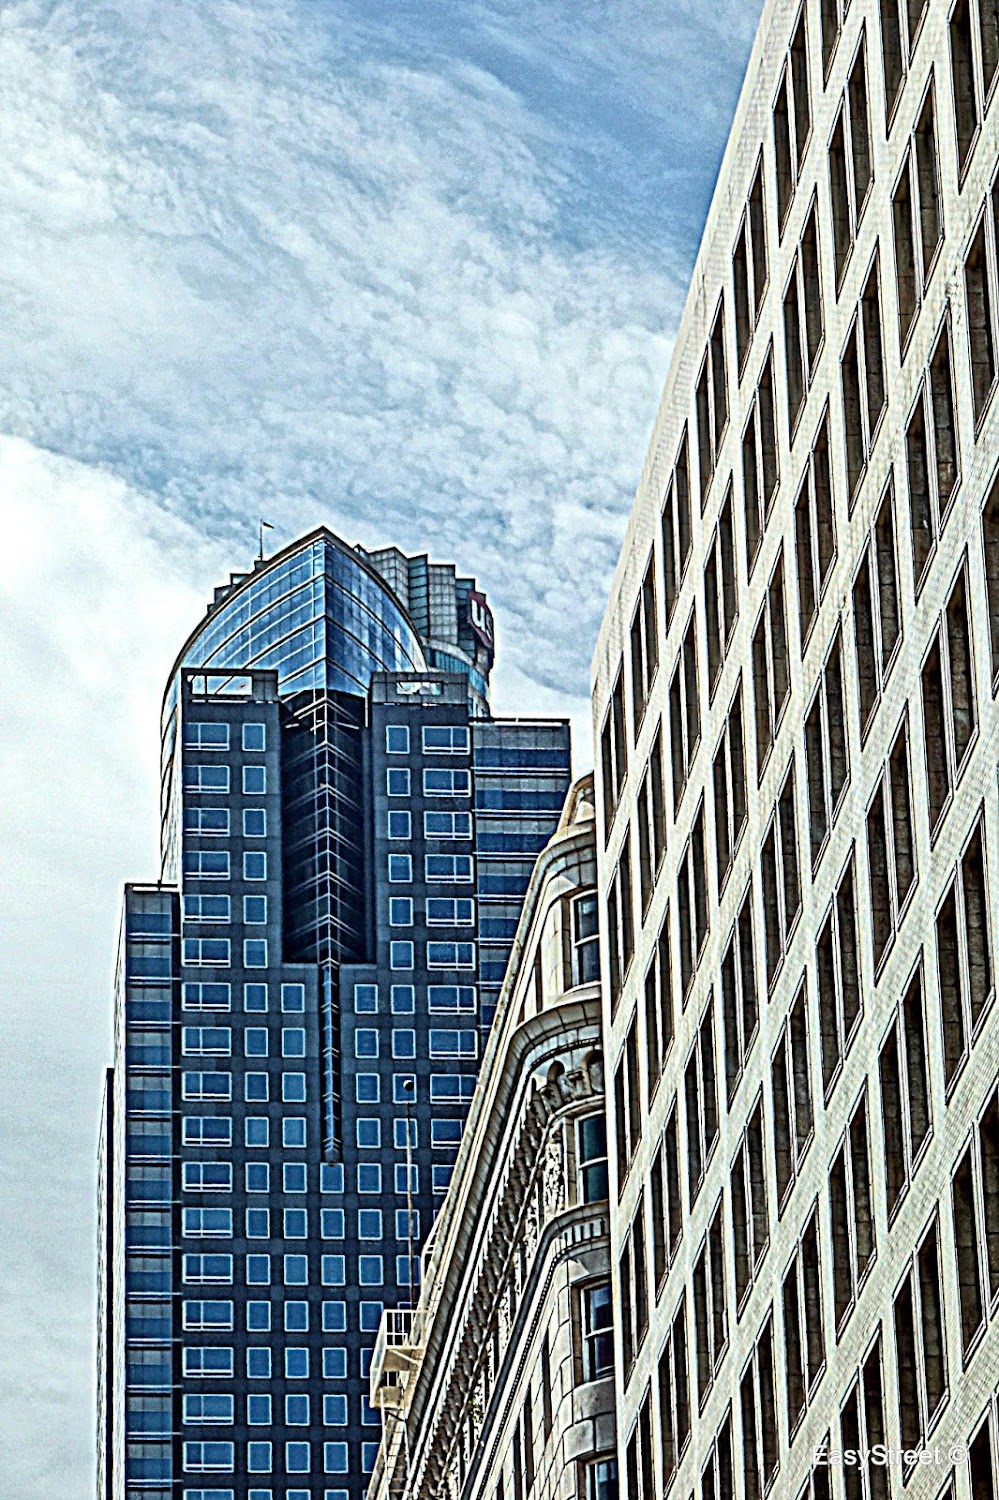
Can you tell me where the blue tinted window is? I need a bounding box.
[385,725,410,753]
[243,984,268,1012]
[356,1074,380,1103]
[242,766,266,795]
[243,809,266,837]
[242,723,266,752]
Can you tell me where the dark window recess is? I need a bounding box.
[907,318,960,593]
[677,802,709,1000]
[829,40,874,288]
[600,668,628,841]
[685,997,718,1205]
[774,13,812,233]
[630,552,660,736]
[762,762,801,989]
[866,717,916,971]
[821,0,849,80]
[817,855,861,1098]
[829,1090,876,1333]
[965,206,998,428]
[732,1095,769,1310]
[657,1295,690,1487]
[839,1333,890,1500]
[892,1218,947,1465]
[734,158,769,376]
[692,1199,727,1406]
[783,1205,824,1430]
[804,627,849,869]
[662,429,693,627]
[669,609,701,813]
[721,885,757,1106]
[920,563,977,835]
[702,1410,735,1500]
[936,817,993,1090]
[614,1008,641,1193]
[650,1102,682,1289]
[969,1407,999,1500]
[842,253,886,510]
[879,964,932,1221]
[795,408,835,644]
[697,300,730,507]
[949,0,999,180]
[740,1313,779,1500]
[773,983,813,1210]
[713,682,748,895]
[606,832,635,1017]
[853,481,901,738]
[643,908,673,1103]
[743,346,780,574]
[983,473,999,688]
[753,551,790,776]
[636,729,667,920]
[784,200,824,434]
[705,486,739,699]
[893,84,943,349]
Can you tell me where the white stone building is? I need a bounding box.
[368,779,618,1500]
[592,2,999,1499]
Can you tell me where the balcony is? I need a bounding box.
[369,1308,424,1411]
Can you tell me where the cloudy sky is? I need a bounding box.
[0,0,761,1492]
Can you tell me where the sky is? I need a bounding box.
[0,1,762,1492]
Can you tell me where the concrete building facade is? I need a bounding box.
[368,779,617,1500]
[592,2,999,1499]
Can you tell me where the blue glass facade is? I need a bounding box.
[99,529,570,1500]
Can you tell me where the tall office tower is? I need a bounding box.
[368,778,615,1500]
[97,527,570,1500]
[593,3,999,1499]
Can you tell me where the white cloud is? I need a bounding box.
[0,0,764,1491]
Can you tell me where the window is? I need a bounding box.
[422,724,469,753]
[740,1313,778,1499]
[182,1208,233,1238]
[183,938,231,969]
[829,43,873,287]
[183,1392,234,1424]
[705,486,738,698]
[817,855,862,1096]
[390,941,414,970]
[774,10,812,232]
[386,767,410,797]
[425,853,473,882]
[183,1162,232,1193]
[243,939,267,968]
[867,717,917,970]
[965,203,999,427]
[630,551,660,734]
[692,1200,727,1406]
[951,0,999,179]
[643,910,673,1102]
[684,998,718,1203]
[427,985,475,1014]
[783,1206,824,1431]
[426,897,474,926]
[784,199,824,434]
[182,1301,233,1331]
[734,156,769,376]
[385,724,409,754]
[426,941,474,969]
[668,609,700,810]
[893,85,943,348]
[853,481,901,737]
[181,1072,231,1102]
[423,768,470,796]
[613,1011,641,1192]
[184,850,231,879]
[581,1282,614,1380]
[761,763,801,988]
[677,803,708,999]
[937,816,993,1088]
[606,834,635,1016]
[243,807,266,837]
[184,721,229,751]
[182,1117,232,1147]
[242,766,265,795]
[619,1195,649,1372]
[830,1090,876,1332]
[183,1347,233,1379]
[773,983,813,1209]
[695,299,729,506]
[650,1106,682,1284]
[804,627,849,868]
[182,1026,231,1057]
[713,683,747,894]
[657,1297,690,1486]
[183,765,230,794]
[387,810,411,840]
[839,1333,889,1500]
[183,805,230,837]
[183,1442,234,1473]
[428,1029,476,1059]
[922,564,978,832]
[662,428,693,626]
[721,886,757,1105]
[880,964,932,1221]
[567,890,601,988]
[794,411,835,644]
[624,1388,655,1499]
[841,253,886,508]
[752,552,790,775]
[599,668,628,839]
[743,346,779,572]
[732,1097,769,1310]
[908,321,961,592]
[893,1217,947,1458]
[820,0,850,76]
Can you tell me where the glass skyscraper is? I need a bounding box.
[97,527,571,1500]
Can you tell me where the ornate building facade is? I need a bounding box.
[593,1,999,1498]
[369,778,617,1500]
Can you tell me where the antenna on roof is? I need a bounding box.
[258,520,274,562]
